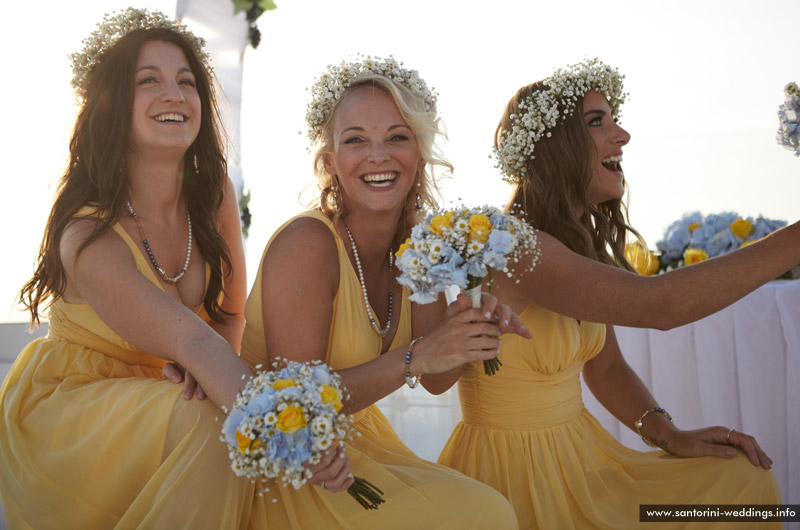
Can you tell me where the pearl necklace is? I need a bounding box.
[126,200,192,283]
[344,224,393,336]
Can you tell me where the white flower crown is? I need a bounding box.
[305,55,438,144]
[777,81,800,156]
[70,7,212,98]
[493,58,627,183]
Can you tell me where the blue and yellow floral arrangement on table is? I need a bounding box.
[625,81,800,279]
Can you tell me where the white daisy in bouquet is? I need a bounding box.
[221,359,384,509]
[395,205,540,374]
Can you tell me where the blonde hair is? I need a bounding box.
[309,75,451,247]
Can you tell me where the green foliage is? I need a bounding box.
[232,0,277,21]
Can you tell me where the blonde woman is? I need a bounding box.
[238,57,527,529]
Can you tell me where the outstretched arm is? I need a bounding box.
[512,221,800,330]
[61,218,251,411]
[64,215,352,488]
[582,326,772,468]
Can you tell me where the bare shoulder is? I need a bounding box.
[266,216,338,262]
[60,218,129,270]
[261,215,339,295]
[218,178,240,222]
[59,217,139,301]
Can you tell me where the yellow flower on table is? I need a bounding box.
[276,405,307,434]
[739,238,759,248]
[468,214,491,243]
[320,384,343,412]
[683,248,709,265]
[625,241,659,276]
[730,218,754,239]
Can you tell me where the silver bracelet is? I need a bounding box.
[404,337,423,389]
[634,406,673,448]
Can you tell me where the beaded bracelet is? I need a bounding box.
[634,406,673,448]
[404,337,423,389]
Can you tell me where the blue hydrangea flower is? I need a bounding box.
[223,408,248,446]
[657,211,787,267]
[656,211,703,262]
[488,230,515,255]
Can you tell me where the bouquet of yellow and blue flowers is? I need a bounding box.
[221,359,384,509]
[655,211,786,272]
[395,205,540,374]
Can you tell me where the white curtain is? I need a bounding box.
[176,0,248,200]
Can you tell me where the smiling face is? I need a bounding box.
[583,90,631,204]
[128,40,201,158]
[323,85,424,218]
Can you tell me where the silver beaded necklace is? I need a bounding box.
[126,200,192,283]
[343,224,393,336]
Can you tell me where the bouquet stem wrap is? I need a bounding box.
[463,282,502,375]
[464,284,482,308]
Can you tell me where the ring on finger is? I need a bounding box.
[321,481,326,490]
[726,428,735,443]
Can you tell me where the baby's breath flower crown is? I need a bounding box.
[305,55,438,144]
[70,7,212,98]
[493,58,627,184]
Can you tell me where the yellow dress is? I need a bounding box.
[0,208,256,529]
[240,210,518,529]
[438,303,782,529]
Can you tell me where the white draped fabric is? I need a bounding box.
[176,0,248,200]
[584,280,800,506]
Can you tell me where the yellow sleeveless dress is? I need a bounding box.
[438,303,782,529]
[240,210,518,529]
[0,207,256,529]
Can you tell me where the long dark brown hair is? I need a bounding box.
[496,82,641,271]
[20,27,232,325]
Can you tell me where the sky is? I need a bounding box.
[2,0,799,322]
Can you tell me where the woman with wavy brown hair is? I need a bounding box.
[438,59,800,529]
[0,8,347,528]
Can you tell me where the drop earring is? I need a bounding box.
[415,181,422,211]
[193,153,200,175]
[330,179,339,214]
